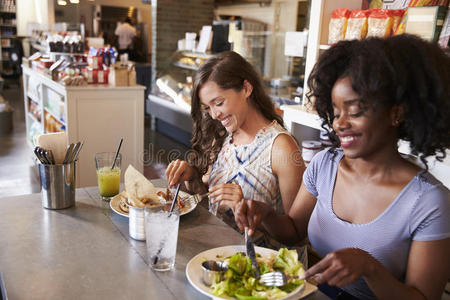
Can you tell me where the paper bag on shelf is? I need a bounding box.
[128,65,136,86]
[109,63,136,86]
[109,64,128,86]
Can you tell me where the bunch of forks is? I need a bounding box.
[33,141,83,165]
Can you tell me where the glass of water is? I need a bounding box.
[145,205,180,271]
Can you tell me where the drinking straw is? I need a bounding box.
[111,138,123,170]
[168,183,181,216]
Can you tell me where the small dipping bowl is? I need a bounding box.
[201,260,228,286]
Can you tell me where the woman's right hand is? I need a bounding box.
[165,159,196,188]
[234,199,273,236]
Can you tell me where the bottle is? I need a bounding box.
[110,48,117,65]
[302,140,323,166]
[104,48,110,66]
[320,130,333,148]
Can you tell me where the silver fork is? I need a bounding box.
[259,272,299,287]
[179,192,209,209]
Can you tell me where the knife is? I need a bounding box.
[245,228,260,279]
[72,141,84,162]
[39,147,50,164]
[45,150,55,165]
[69,142,82,163]
[63,143,75,164]
[34,147,45,164]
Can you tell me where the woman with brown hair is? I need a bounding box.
[165,51,305,245]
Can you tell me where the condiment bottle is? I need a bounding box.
[302,140,323,166]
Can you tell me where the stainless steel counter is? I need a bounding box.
[0,180,330,299]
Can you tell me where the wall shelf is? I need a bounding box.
[44,107,65,126]
[27,92,40,104]
[27,112,40,125]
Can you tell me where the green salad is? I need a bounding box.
[210,248,305,300]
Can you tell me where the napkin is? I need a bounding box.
[34,132,68,164]
[124,164,159,208]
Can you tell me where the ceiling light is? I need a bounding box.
[57,0,67,5]
[70,0,80,3]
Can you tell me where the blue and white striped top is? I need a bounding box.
[209,121,289,214]
[304,149,450,300]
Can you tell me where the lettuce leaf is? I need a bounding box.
[273,248,303,276]
[228,252,251,275]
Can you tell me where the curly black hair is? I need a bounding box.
[307,34,450,167]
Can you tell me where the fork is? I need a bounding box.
[180,192,209,208]
[259,272,299,287]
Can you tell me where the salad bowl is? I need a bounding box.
[185,245,318,300]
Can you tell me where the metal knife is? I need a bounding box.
[39,147,50,164]
[63,143,75,164]
[46,150,55,165]
[34,147,45,164]
[245,228,260,279]
[72,141,84,162]
[68,142,82,163]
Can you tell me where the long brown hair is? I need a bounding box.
[189,51,283,176]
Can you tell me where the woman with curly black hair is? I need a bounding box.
[234,34,450,300]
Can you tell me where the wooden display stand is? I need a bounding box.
[22,65,146,187]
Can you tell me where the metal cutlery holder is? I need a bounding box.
[39,161,76,210]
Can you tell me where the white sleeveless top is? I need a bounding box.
[209,121,289,213]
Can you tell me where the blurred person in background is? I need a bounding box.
[114,16,136,60]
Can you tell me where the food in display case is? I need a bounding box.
[156,75,192,112]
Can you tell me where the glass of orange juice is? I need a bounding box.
[94,152,121,201]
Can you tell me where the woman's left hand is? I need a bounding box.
[300,248,373,288]
[209,183,244,210]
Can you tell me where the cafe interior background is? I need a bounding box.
[0,0,450,196]
[1,0,314,196]
[0,0,449,214]
[0,0,448,298]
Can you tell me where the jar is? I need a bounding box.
[320,130,333,148]
[129,205,146,241]
[302,140,323,166]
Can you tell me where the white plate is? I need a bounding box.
[185,245,318,300]
[109,188,195,217]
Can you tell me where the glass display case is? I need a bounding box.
[152,50,212,113]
